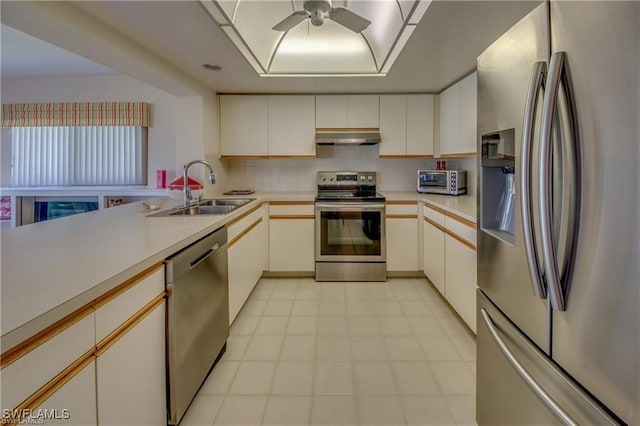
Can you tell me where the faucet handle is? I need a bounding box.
[194,193,202,204]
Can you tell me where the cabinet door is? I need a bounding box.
[268,96,316,156]
[459,72,478,154]
[228,218,265,323]
[379,95,407,156]
[439,83,461,156]
[406,95,434,156]
[444,234,477,333]
[96,302,166,425]
[347,95,379,128]
[423,219,445,295]
[32,359,97,426]
[220,95,268,156]
[315,95,347,128]
[269,219,315,271]
[386,218,419,271]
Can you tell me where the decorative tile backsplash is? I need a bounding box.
[223,146,477,194]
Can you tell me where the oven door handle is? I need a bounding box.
[315,203,386,211]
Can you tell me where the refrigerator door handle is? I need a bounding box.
[521,61,547,299]
[480,309,579,426]
[539,52,581,311]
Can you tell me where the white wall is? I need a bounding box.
[0,74,226,190]
[224,145,477,194]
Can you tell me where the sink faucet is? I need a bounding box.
[183,160,216,206]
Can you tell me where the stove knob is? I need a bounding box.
[321,176,327,181]
[360,176,365,181]
[329,177,334,181]
[367,176,373,181]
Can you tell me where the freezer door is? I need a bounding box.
[477,290,617,426]
[549,1,640,424]
[477,2,550,352]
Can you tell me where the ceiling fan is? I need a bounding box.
[272,0,371,33]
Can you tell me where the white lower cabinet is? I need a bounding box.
[269,203,315,272]
[386,203,419,271]
[32,359,97,426]
[96,301,166,426]
[422,202,477,333]
[228,207,267,323]
[445,234,477,333]
[423,218,445,295]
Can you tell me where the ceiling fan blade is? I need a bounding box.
[329,7,371,33]
[272,11,309,31]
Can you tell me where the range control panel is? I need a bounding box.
[317,171,377,187]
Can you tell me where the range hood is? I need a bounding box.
[315,130,381,145]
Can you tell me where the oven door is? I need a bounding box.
[315,203,386,263]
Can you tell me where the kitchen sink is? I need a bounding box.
[168,205,236,216]
[148,198,255,217]
[199,198,255,207]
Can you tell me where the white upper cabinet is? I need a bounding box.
[459,72,478,154]
[315,95,347,128]
[220,95,268,156]
[407,95,435,156]
[379,95,406,156]
[379,94,434,156]
[268,96,315,157]
[439,72,477,156]
[316,95,379,128]
[347,95,379,128]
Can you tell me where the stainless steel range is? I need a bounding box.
[315,171,386,282]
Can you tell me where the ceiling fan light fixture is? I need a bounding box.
[310,9,325,27]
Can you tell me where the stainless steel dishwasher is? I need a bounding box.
[165,227,229,425]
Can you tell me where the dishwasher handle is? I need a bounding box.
[165,227,228,283]
[190,243,220,269]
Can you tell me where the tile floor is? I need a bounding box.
[182,278,477,426]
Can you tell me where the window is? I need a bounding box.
[2,102,150,187]
[11,126,147,186]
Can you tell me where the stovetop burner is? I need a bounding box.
[315,171,385,202]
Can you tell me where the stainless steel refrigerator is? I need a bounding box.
[476,1,639,424]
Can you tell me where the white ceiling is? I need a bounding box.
[1,1,540,93]
[0,24,116,77]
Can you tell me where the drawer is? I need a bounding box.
[0,312,95,411]
[228,203,264,241]
[94,266,165,342]
[269,202,315,216]
[386,202,418,216]
[423,204,445,227]
[445,215,477,247]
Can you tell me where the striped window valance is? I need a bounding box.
[2,102,150,127]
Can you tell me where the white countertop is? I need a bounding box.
[0,189,472,350]
[381,191,477,223]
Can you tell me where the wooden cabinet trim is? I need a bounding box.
[387,214,418,219]
[268,201,314,206]
[379,155,434,159]
[95,293,165,357]
[4,351,96,425]
[424,217,446,233]
[445,228,477,251]
[439,153,477,158]
[226,203,264,227]
[93,263,163,310]
[269,215,315,220]
[386,201,417,205]
[0,305,95,370]
[424,202,476,229]
[228,217,263,248]
[315,127,379,132]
